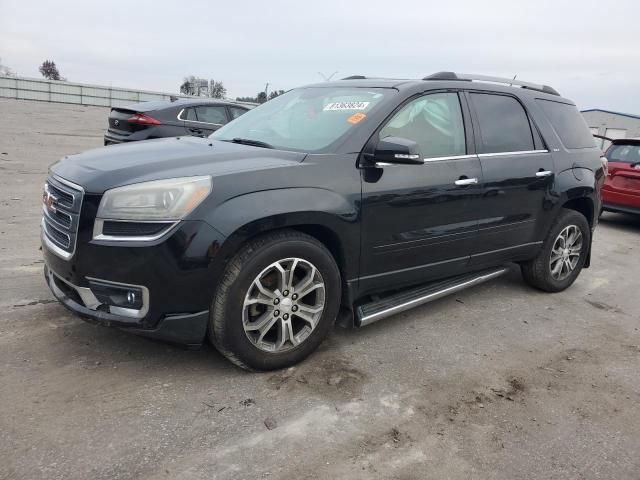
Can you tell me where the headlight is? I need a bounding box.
[97,176,212,221]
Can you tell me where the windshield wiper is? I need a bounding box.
[230,138,273,149]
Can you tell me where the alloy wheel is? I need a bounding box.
[549,225,583,281]
[242,258,326,353]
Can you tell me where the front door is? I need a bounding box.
[465,92,555,265]
[359,91,482,295]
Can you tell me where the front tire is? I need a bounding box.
[521,209,590,292]
[209,230,341,371]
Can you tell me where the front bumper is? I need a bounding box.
[602,202,640,216]
[45,264,209,346]
[42,213,228,346]
[602,187,640,214]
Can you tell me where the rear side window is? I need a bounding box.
[183,108,197,121]
[229,106,248,119]
[195,106,228,125]
[470,93,534,153]
[536,99,595,149]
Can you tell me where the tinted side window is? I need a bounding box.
[183,108,197,121]
[195,106,228,125]
[536,99,595,149]
[471,93,534,153]
[229,107,248,119]
[379,92,466,159]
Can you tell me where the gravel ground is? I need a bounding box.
[0,98,639,480]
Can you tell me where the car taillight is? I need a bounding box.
[600,155,609,176]
[128,113,161,125]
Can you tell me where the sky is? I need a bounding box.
[1,0,639,112]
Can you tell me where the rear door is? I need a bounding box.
[183,105,230,137]
[466,91,555,265]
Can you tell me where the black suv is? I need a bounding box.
[104,98,251,145]
[43,72,605,370]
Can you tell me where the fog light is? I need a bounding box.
[88,280,144,310]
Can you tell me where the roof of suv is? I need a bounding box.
[303,71,571,104]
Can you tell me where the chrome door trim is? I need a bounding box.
[375,154,478,167]
[423,154,477,163]
[477,149,549,158]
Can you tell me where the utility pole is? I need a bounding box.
[265,82,269,99]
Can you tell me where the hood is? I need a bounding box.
[50,137,306,193]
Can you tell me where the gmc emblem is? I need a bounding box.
[43,186,58,213]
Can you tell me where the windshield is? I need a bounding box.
[606,143,640,164]
[210,87,391,152]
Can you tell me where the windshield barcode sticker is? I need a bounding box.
[323,101,370,111]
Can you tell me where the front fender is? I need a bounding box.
[204,187,361,281]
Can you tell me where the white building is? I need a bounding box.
[581,109,640,149]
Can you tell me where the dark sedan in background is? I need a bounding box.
[104,98,252,145]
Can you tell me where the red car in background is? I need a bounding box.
[598,137,640,216]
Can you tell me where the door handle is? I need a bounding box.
[536,170,553,177]
[189,128,203,135]
[454,177,478,186]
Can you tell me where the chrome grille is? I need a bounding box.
[42,175,84,258]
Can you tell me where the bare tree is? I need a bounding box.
[180,76,195,95]
[268,89,285,100]
[39,60,62,80]
[208,80,227,99]
[0,57,15,77]
[180,75,221,96]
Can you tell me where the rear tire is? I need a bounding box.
[521,209,590,292]
[209,230,341,371]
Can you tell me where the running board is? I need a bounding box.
[356,267,509,327]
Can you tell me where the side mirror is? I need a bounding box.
[373,137,423,165]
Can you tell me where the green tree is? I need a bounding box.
[256,91,267,104]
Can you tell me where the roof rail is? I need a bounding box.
[342,75,367,80]
[423,71,560,96]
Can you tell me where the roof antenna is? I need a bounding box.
[510,74,517,86]
[317,71,338,82]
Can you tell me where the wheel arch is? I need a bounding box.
[201,188,360,330]
[562,196,595,227]
[553,168,598,227]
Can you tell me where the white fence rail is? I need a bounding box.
[0,75,186,108]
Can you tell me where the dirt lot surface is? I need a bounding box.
[1,98,639,480]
